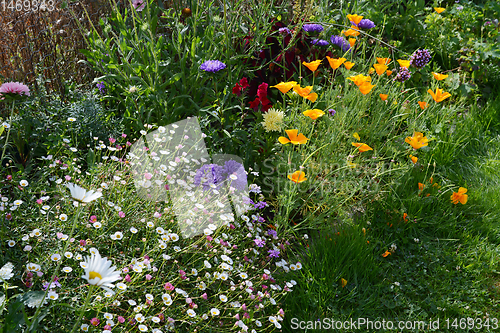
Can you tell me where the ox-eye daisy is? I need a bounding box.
[81,252,121,294]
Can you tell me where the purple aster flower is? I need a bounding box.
[222,160,247,190]
[358,19,375,29]
[311,39,329,46]
[394,67,411,82]
[267,229,278,238]
[302,23,324,33]
[268,249,280,258]
[330,35,351,52]
[194,164,225,190]
[96,81,105,94]
[409,49,431,69]
[254,239,266,247]
[278,27,291,35]
[328,109,336,116]
[0,81,30,97]
[200,60,226,72]
[254,201,268,209]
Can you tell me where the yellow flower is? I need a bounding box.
[432,72,448,80]
[347,14,364,25]
[386,70,393,76]
[302,60,322,72]
[343,27,360,37]
[288,171,307,183]
[368,67,375,74]
[409,155,418,164]
[261,108,285,132]
[343,61,355,70]
[358,82,375,95]
[278,129,309,145]
[293,85,317,102]
[428,88,451,102]
[405,131,429,149]
[397,59,410,68]
[303,109,325,120]
[434,7,445,13]
[349,38,356,48]
[373,64,388,75]
[305,92,318,102]
[353,132,361,140]
[271,81,297,94]
[341,278,348,288]
[451,187,468,204]
[376,57,391,65]
[352,142,373,152]
[418,101,428,110]
[347,74,371,86]
[326,56,346,70]
[347,160,357,169]
[379,94,388,101]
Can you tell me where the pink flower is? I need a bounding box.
[65,175,71,181]
[124,274,131,282]
[0,82,30,97]
[103,325,111,330]
[122,133,127,138]
[202,293,208,300]
[79,239,87,246]
[126,141,132,146]
[36,199,43,205]
[118,211,125,218]
[89,215,97,223]
[6,175,12,180]
[109,138,116,144]
[117,316,125,323]
[132,0,145,11]
[164,282,174,291]
[145,274,152,280]
[144,172,153,180]
[90,317,100,326]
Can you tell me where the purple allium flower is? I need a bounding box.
[194,164,225,190]
[278,27,291,35]
[254,239,265,247]
[328,109,336,116]
[409,49,431,69]
[0,81,30,97]
[200,60,226,72]
[268,249,280,258]
[358,19,375,29]
[330,35,351,52]
[96,81,105,94]
[302,23,324,33]
[132,0,145,11]
[311,39,329,46]
[394,67,411,82]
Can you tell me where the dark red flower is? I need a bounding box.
[232,77,250,96]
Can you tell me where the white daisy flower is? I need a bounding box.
[48,291,59,300]
[66,183,102,203]
[187,309,196,317]
[51,254,61,261]
[59,214,68,221]
[81,252,121,294]
[19,180,29,187]
[210,308,220,316]
[62,267,73,273]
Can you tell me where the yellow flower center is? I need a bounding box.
[89,271,102,281]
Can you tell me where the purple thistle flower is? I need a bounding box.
[200,60,226,72]
[302,23,324,33]
[0,82,30,97]
[330,35,351,52]
[409,49,431,69]
[268,249,280,258]
[358,19,376,29]
[394,67,411,82]
[311,39,329,46]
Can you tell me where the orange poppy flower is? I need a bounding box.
[352,142,373,152]
[343,27,360,37]
[353,132,361,140]
[288,171,307,183]
[349,38,356,48]
[368,67,375,75]
[418,182,425,190]
[305,92,318,102]
[382,250,391,257]
[403,213,409,222]
[303,109,325,120]
[432,72,449,80]
[278,129,309,145]
[451,187,468,205]
[397,59,410,68]
[344,61,355,70]
[293,85,312,96]
[347,74,371,86]
[302,60,322,72]
[428,88,451,102]
[434,7,445,13]
[376,57,391,65]
[418,101,428,110]
[341,278,348,288]
[271,81,297,94]
[347,14,363,25]
[326,56,346,70]
[358,82,375,95]
[373,64,388,75]
[379,94,388,101]
[405,131,429,149]
[409,155,418,164]
[386,70,393,76]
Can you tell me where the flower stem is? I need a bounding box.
[1,100,16,163]
[70,284,95,333]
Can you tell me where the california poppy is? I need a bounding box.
[347,14,363,25]
[397,59,410,68]
[343,27,360,37]
[358,82,375,95]
[418,101,428,110]
[341,278,348,288]
[376,57,391,65]
[278,129,309,145]
[326,56,346,70]
[409,155,418,164]
[405,132,429,149]
[432,72,448,80]
[302,60,322,72]
[303,109,325,120]
[382,251,391,257]
[418,182,425,190]
[352,142,373,152]
[293,85,317,102]
[428,88,451,102]
[373,64,388,75]
[348,38,356,48]
[353,132,361,140]
[451,187,468,204]
[344,61,355,70]
[434,7,445,13]
[379,94,388,101]
[288,171,307,183]
[386,70,393,76]
[271,81,297,94]
[347,74,371,86]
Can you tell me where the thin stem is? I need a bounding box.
[1,100,16,163]
[70,285,96,333]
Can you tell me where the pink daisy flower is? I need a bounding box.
[0,82,30,97]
